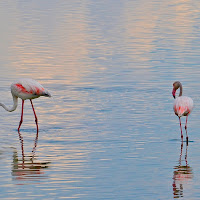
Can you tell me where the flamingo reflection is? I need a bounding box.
[172,142,193,198]
[12,130,50,182]
[17,128,38,159]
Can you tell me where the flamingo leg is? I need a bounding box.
[18,100,24,132]
[179,141,183,166]
[32,129,39,157]
[30,99,38,131]
[18,131,25,161]
[185,115,189,145]
[18,100,25,159]
[30,100,39,155]
[185,144,188,165]
[179,117,183,140]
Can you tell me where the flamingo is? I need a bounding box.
[172,81,193,143]
[0,78,51,132]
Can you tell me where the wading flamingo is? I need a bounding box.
[172,81,193,143]
[0,78,51,132]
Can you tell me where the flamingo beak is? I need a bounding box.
[172,88,176,99]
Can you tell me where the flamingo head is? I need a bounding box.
[43,91,51,97]
[172,81,181,99]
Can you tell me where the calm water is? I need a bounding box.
[0,0,200,199]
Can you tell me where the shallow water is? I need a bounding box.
[0,0,200,199]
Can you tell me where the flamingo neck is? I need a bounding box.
[179,83,183,97]
[0,95,18,112]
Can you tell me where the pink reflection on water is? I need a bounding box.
[172,142,193,198]
[12,130,50,184]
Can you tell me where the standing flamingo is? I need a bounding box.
[0,78,51,132]
[172,81,193,143]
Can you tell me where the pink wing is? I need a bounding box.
[14,79,44,95]
[11,78,51,99]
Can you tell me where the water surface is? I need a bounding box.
[0,0,200,199]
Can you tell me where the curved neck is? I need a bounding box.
[179,83,183,97]
[0,95,18,112]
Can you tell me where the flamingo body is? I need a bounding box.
[11,78,51,100]
[173,96,193,117]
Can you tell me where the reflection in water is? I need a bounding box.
[17,129,39,159]
[12,130,50,183]
[12,151,50,182]
[172,142,193,198]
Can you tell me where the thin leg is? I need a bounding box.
[179,141,183,166]
[185,144,188,166]
[32,129,39,158]
[18,100,24,132]
[18,131,25,160]
[30,99,39,132]
[18,100,25,159]
[30,100,39,156]
[179,117,183,140]
[185,115,189,145]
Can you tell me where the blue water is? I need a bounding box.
[0,0,200,199]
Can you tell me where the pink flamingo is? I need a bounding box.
[0,78,51,132]
[172,81,193,143]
